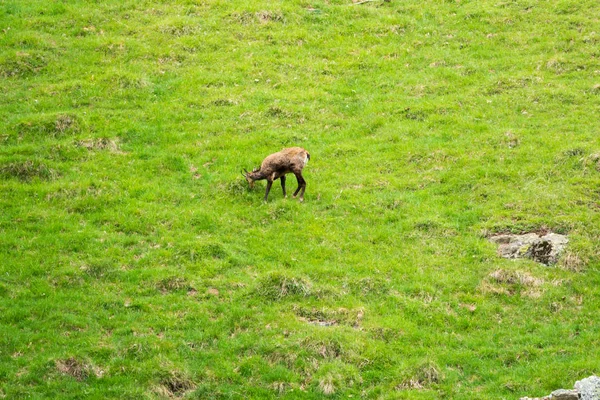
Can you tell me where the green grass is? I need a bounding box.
[1,0,600,398]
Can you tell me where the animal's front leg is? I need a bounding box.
[280,175,287,198]
[264,180,273,202]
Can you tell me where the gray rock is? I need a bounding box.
[575,376,600,400]
[489,232,568,265]
[550,389,579,400]
[521,376,599,400]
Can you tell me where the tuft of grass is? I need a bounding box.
[481,269,547,298]
[154,371,196,398]
[75,138,122,153]
[397,361,442,391]
[0,160,58,181]
[294,305,364,327]
[0,51,48,78]
[318,374,338,395]
[16,113,81,139]
[54,358,90,381]
[256,272,312,301]
[156,276,191,294]
[558,251,586,273]
[345,277,389,297]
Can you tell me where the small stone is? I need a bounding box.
[550,389,579,400]
[489,234,513,244]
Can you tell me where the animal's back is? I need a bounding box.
[261,147,309,171]
[281,147,310,167]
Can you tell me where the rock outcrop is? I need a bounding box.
[575,376,600,400]
[520,376,600,400]
[489,232,568,265]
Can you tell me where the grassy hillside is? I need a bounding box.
[1,0,599,398]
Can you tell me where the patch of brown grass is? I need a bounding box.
[55,357,90,381]
[481,269,545,298]
[396,362,442,391]
[76,138,123,153]
[256,273,312,301]
[269,381,289,394]
[0,160,59,181]
[54,114,78,133]
[318,374,337,395]
[294,305,364,327]
[154,371,196,398]
[489,269,543,286]
[558,251,586,272]
[16,113,80,138]
[300,337,344,360]
[156,276,191,294]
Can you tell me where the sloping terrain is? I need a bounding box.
[1,0,599,398]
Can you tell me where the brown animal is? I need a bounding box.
[243,147,310,202]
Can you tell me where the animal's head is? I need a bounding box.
[242,167,259,188]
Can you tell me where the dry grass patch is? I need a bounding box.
[76,138,123,153]
[16,113,80,138]
[489,269,544,286]
[294,305,364,328]
[559,251,586,273]
[55,357,101,381]
[369,327,403,343]
[156,276,191,294]
[0,160,59,181]
[153,371,196,398]
[300,338,344,360]
[265,350,299,369]
[318,374,338,395]
[256,272,312,301]
[230,11,285,25]
[396,362,442,391]
[480,269,546,297]
[0,51,48,77]
[345,276,389,296]
[269,381,289,394]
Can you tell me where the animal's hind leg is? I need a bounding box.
[280,175,287,198]
[293,173,306,202]
[298,175,306,202]
[293,174,301,197]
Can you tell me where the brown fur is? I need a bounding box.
[244,147,310,202]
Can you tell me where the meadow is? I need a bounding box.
[1,0,600,398]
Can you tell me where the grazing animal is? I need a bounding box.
[243,147,310,202]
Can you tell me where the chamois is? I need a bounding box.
[243,147,310,202]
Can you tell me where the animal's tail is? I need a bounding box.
[307,152,311,161]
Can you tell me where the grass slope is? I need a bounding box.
[1,0,600,398]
